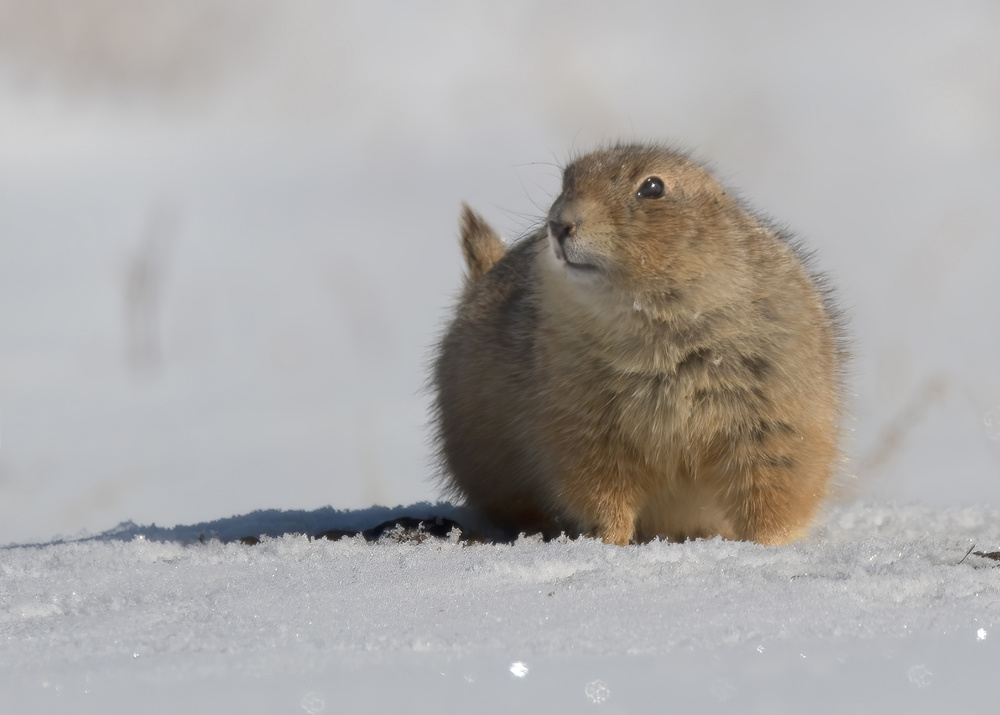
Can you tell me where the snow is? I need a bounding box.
[2,502,998,712]
[1,2,999,711]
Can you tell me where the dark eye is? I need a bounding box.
[636,177,665,199]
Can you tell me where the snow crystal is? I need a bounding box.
[299,691,326,714]
[907,664,933,688]
[509,661,529,678]
[584,679,611,703]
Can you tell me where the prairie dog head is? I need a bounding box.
[543,144,755,316]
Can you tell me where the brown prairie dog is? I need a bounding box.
[433,143,845,545]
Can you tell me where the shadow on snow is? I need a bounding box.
[4,502,495,548]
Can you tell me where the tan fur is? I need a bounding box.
[459,202,505,283]
[433,144,845,545]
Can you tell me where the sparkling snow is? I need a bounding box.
[2,502,998,712]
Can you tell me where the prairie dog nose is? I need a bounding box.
[547,219,575,246]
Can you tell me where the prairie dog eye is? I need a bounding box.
[636,177,665,199]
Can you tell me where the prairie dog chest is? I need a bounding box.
[540,316,712,444]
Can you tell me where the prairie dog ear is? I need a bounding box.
[459,203,505,281]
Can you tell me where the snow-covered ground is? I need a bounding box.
[1,2,999,711]
[2,502,999,713]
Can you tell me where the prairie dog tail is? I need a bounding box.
[459,203,505,282]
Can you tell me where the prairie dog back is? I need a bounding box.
[433,143,844,545]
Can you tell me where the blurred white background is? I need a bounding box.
[1,0,998,544]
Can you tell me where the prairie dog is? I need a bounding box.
[433,143,845,545]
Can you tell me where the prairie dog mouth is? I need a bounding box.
[547,226,599,273]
